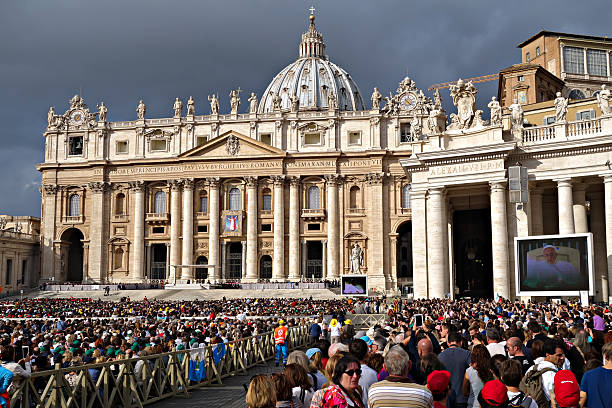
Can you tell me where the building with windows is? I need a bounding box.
[38,16,612,299]
[0,216,40,293]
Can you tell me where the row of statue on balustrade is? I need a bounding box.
[46,78,612,139]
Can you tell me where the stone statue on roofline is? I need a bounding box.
[371,87,382,110]
[187,96,195,115]
[409,116,422,141]
[488,97,502,126]
[597,85,611,117]
[208,94,219,114]
[327,91,337,110]
[554,92,568,122]
[271,91,282,112]
[447,79,478,130]
[137,100,146,120]
[229,89,242,114]
[248,93,258,114]
[290,92,299,113]
[98,102,108,122]
[173,98,183,118]
[508,98,524,141]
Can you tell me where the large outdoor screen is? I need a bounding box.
[515,233,593,296]
[341,275,368,296]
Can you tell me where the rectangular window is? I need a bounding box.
[152,226,165,234]
[400,123,410,143]
[196,136,207,146]
[576,110,596,121]
[116,141,128,154]
[543,116,556,125]
[516,90,527,104]
[307,223,321,231]
[348,131,361,145]
[261,223,272,232]
[536,46,541,57]
[587,49,607,76]
[68,136,83,156]
[563,46,585,74]
[200,196,208,213]
[526,52,530,62]
[6,259,12,285]
[197,225,208,233]
[262,194,272,211]
[150,140,167,151]
[260,133,272,145]
[21,259,27,284]
[304,133,321,145]
[517,75,524,82]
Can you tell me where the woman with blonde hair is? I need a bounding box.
[246,374,276,408]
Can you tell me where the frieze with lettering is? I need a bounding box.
[428,160,503,177]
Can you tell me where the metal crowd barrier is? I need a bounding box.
[9,325,309,408]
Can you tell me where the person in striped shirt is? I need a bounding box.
[368,346,433,408]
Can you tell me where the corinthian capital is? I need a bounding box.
[168,179,183,191]
[324,174,342,185]
[88,181,108,193]
[42,184,59,196]
[205,177,221,188]
[288,176,301,187]
[182,178,195,190]
[128,181,146,192]
[245,176,258,188]
[271,175,286,186]
[365,172,386,185]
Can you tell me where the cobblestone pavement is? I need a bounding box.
[149,359,284,408]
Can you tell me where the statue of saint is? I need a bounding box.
[434,89,443,110]
[271,92,282,111]
[137,100,146,120]
[208,94,219,114]
[229,88,242,114]
[187,96,195,115]
[554,92,569,122]
[350,243,364,274]
[487,97,502,126]
[327,91,337,109]
[98,102,108,122]
[409,116,422,141]
[597,85,611,116]
[371,87,382,110]
[47,107,55,128]
[290,92,299,113]
[248,92,258,114]
[70,95,81,109]
[509,99,524,137]
[173,98,183,117]
[428,109,440,134]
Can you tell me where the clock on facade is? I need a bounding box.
[69,110,86,126]
[400,93,417,111]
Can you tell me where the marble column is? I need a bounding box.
[272,175,285,280]
[288,177,301,281]
[557,179,575,234]
[88,182,107,282]
[411,191,428,299]
[301,241,307,279]
[366,173,386,289]
[129,181,145,281]
[168,180,182,281]
[529,186,543,236]
[322,240,328,280]
[325,175,340,279]
[245,177,258,281]
[207,178,221,281]
[603,176,612,299]
[241,240,247,279]
[41,184,59,281]
[426,187,447,298]
[572,183,588,233]
[590,191,607,301]
[220,240,226,280]
[181,179,195,279]
[490,182,510,300]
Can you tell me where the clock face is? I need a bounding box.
[70,110,86,125]
[400,93,417,111]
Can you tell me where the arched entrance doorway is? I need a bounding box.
[62,228,84,282]
[396,222,413,293]
[260,255,272,279]
[195,256,208,280]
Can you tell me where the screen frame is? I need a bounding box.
[341,275,369,297]
[514,233,594,297]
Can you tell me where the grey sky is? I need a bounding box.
[0,0,609,216]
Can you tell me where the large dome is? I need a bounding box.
[258,15,365,113]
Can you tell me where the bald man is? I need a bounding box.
[418,338,434,359]
[507,337,533,374]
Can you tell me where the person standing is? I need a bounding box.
[438,332,471,408]
[349,339,378,407]
[579,341,612,408]
[506,337,533,375]
[275,320,289,367]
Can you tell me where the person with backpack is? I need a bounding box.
[500,359,537,408]
[521,338,565,408]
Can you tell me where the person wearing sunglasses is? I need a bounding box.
[321,355,365,408]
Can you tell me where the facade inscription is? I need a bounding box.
[428,160,503,177]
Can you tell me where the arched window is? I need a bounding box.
[200,192,208,213]
[402,184,411,209]
[349,186,360,209]
[115,193,125,215]
[114,248,124,269]
[568,89,586,100]
[229,187,241,210]
[154,191,166,214]
[262,188,272,211]
[69,194,81,216]
[260,255,272,279]
[308,186,320,209]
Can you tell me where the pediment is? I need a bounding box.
[179,131,286,159]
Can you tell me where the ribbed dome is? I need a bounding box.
[258,14,365,113]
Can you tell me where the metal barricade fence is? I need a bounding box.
[9,325,309,408]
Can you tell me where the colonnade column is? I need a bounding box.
[181,179,194,279]
[367,173,386,289]
[490,181,510,300]
[557,179,575,234]
[426,187,447,298]
[272,175,285,280]
[590,192,607,301]
[530,186,544,236]
[411,190,428,299]
[130,181,145,281]
[41,184,59,281]
[245,177,258,281]
[288,177,301,280]
[326,175,340,279]
[169,179,182,282]
[572,183,588,233]
[207,178,221,281]
[603,176,612,300]
[88,181,107,282]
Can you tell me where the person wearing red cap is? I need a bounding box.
[427,370,451,408]
[579,341,612,408]
[477,380,509,408]
[551,370,579,408]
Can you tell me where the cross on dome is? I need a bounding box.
[299,7,325,58]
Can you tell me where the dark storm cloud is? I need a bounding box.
[0,0,609,216]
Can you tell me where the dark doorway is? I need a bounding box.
[260,255,272,279]
[228,242,242,280]
[150,244,167,280]
[453,209,493,298]
[63,228,84,282]
[306,241,323,278]
[195,256,208,280]
[396,222,413,281]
